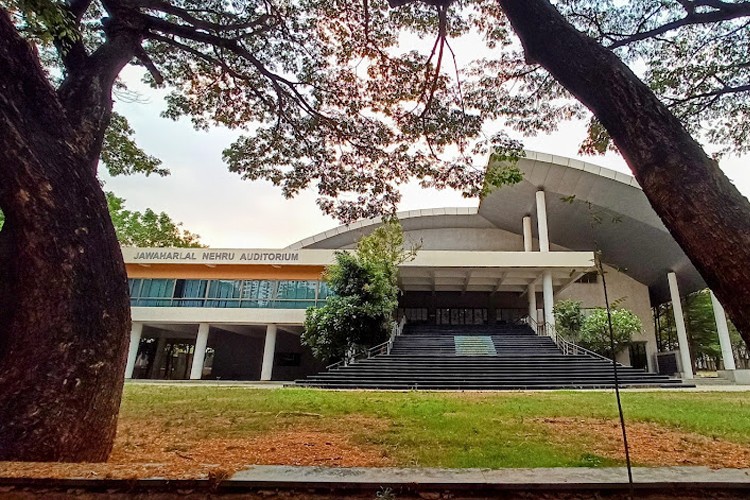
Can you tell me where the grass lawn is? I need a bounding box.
[4,385,750,479]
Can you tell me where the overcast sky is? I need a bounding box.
[103,63,750,250]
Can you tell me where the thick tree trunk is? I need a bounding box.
[0,12,131,461]
[498,0,750,346]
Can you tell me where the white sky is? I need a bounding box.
[103,57,750,249]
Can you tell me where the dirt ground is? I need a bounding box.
[534,417,750,468]
[1,416,750,480]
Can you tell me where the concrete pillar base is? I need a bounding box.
[718,369,750,384]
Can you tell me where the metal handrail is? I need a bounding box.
[521,315,623,366]
[325,317,406,370]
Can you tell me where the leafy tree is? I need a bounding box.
[657,289,746,371]
[0,195,201,247]
[553,299,584,339]
[579,308,642,358]
[2,0,750,462]
[303,219,414,363]
[106,192,203,247]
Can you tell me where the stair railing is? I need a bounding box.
[325,317,406,370]
[522,316,545,337]
[524,315,622,366]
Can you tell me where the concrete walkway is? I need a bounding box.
[126,379,750,392]
[3,466,750,497]
[230,465,750,488]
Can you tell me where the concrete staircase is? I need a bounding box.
[294,324,690,390]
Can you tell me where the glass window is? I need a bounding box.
[206,280,242,308]
[128,279,142,300]
[240,280,275,308]
[128,279,328,309]
[137,279,175,306]
[174,279,208,307]
[318,281,332,300]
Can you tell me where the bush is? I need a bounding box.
[553,299,584,339]
[579,308,642,357]
[302,219,413,363]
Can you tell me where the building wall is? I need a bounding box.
[404,227,525,251]
[127,263,325,280]
[557,264,657,371]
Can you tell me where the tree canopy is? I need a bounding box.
[106,192,203,247]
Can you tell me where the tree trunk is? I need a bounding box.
[0,11,131,461]
[498,0,750,347]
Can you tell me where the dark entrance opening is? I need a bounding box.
[399,291,528,326]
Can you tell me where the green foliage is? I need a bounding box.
[658,289,745,368]
[553,299,584,339]
[0,209,4,231]
[303,220,413,362]
[557,0,750,156]
[579,308,642,357]
[9,0,79,48]
[101,113,169,177]
[106,192,203,248]
[12,0,750,221]
[480,142,525,197]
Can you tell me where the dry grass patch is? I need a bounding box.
[536,417,750,468]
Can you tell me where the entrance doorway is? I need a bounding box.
[436,308,488,325]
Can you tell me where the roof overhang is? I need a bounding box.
[478,151,705,302]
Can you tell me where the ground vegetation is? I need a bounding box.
[3,386,750,479]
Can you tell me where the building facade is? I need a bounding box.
[124,152,737,382]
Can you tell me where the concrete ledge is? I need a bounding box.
[3,466,750,496]
[229,465,750,489]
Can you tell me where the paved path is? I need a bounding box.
[3,466,750,497]
[231,465,750,487]
[126,380,750,391]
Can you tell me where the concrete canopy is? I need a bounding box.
[289,151,705,304]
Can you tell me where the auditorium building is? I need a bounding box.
[123,151,739,383]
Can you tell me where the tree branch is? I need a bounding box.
[136,0,272,34]
[667,84,750,105]
[607,2,750,49]
[141,14,326,120]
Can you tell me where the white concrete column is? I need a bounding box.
[542,271,555,334]
[710,291,736,371]
[261,324,278,381]
[527,284,537,327]
[189,323,210,380]
[150,336,167,379]
[522,216,534,252]
[535,190,550,252]
[667,272,693,379]
[522,215,537,326]
[124,322,143,379]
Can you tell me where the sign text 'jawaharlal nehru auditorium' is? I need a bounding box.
[132,250,300,263]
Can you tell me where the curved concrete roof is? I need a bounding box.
[288,151,704,303]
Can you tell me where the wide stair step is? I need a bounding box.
[294,323,691,390]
